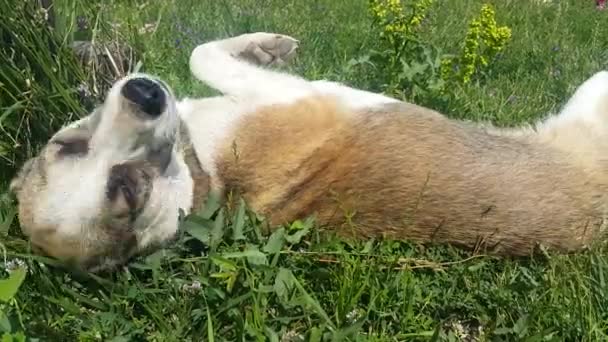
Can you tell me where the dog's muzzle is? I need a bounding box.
[121,78,166,118]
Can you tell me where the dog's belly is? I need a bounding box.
[191,96,607,256]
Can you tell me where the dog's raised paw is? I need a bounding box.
[237,32,299,67]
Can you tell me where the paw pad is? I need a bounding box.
[238,33,299,66]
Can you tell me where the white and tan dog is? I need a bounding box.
[9,32,608,272]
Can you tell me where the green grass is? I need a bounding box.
[0,0,88,184]
[2,0,608,341]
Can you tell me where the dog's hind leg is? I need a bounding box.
[534,71,608,169]
[540,71,608,132]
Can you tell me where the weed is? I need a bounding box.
[440,4,512,86]
[352,1,512,107]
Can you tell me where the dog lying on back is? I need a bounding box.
[8,32,608,272]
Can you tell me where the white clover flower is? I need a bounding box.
[4,258,27,273]
[280,330,303,342]
[182,280,202,294]
[346,308,363,323]
[77,82,92,98]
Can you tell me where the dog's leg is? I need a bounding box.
[190,32,315,106]
[533,71,608,167]
[536,71,608,136]
[544,71,608,128]
[189,32,402,110]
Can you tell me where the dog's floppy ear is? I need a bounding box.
[50,127,91,157]
[48,109,102,157]
[9,109,101,195]
[9,157,36,195]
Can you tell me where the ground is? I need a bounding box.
[1,0,608,341]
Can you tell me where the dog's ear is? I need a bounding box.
[10,110,101,195]
[50,129,91,157]
[48,109,102,157]
[9,157,36,195]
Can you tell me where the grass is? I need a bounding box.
[0,0,87,184]
[1,0,608,340]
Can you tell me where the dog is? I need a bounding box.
[8,32,608,272]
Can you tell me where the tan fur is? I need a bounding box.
[216,96,608,256]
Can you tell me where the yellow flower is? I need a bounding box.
[368,0,436,46]
[444,3,511,84]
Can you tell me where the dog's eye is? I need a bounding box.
[119,181,137,212]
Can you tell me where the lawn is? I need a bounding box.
[1,0,608,341]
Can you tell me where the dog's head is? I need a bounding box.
[9,74,194,273]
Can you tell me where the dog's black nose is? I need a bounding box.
[121,78,166,118]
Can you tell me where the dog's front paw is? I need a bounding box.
[236,32,299,67]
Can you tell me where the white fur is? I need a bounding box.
[189,33,314,106]
[38,156,110,237]
[527,70,608,170]
[137,153,193,248]
[538,71,608,133]
[310,80,399,109]
[176,96,244,187]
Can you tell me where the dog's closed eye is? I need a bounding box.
[116,177,138,216]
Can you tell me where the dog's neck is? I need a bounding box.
[177,120,211,214]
